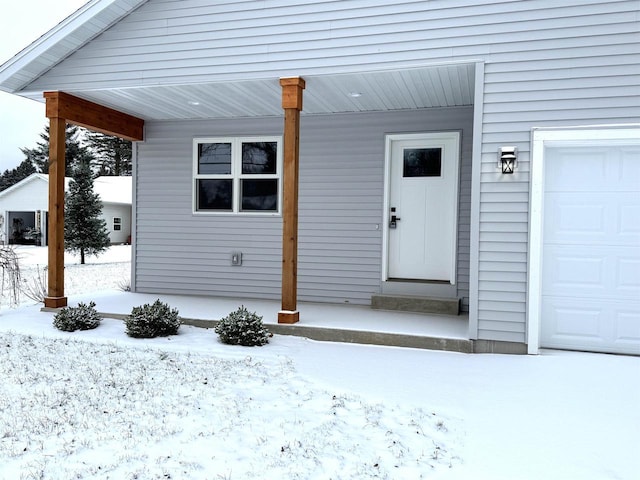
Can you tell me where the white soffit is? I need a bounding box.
[72,63,476,120]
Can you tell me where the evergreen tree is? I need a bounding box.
[64,160,110,264]
[86,131,132,176]
[0,158,36,192]
[21,124,94,176]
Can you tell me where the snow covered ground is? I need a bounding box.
[9,245,131,307]
[0,246,638,479]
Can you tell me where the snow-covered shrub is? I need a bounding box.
[125,299,180,338]
[215,306,270,346]
[53,301,101,332]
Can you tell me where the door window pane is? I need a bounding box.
[197,179,233,210]
[242,142,277,174]
[241,179,278,211]
[403,148,442,177]
[198,143,232,174]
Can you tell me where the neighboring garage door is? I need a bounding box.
[539,140,640,354]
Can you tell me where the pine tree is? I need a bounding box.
[20,124,94,176]
[64,160,111,264]
[0,158,36,192]
[86,131,132,176]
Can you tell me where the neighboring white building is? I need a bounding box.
[93,176,132,244]
[0,173,131,245]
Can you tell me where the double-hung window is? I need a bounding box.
[193,136,282,214]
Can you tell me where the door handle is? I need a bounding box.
[389,215,401,229]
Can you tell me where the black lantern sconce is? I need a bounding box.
[499,146,517,174]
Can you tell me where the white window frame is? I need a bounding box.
[113,217,122,231]
[193,136,283,215]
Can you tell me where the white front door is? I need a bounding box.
[386,132,460,283]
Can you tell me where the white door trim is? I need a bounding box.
[382,131,460,283]
[527,125,640,355]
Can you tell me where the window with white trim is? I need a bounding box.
[113,217,122,231]
[193,137,282,214]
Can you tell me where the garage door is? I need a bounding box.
[540,142,640,354]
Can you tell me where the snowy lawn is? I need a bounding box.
[0,245,638,479]
[0,329,456,479]
[8,245,130,307]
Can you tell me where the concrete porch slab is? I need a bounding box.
[44,291,471,353]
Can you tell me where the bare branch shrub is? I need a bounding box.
[116,278,131,292]
[0,246,21,306]
[22,265,48,304]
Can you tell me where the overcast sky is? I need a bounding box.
[0,0,89,173]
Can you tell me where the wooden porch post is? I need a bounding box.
[278,77,305,324]
[45,115,67,308]
[42,91,144,309]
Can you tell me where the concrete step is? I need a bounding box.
[371,294,460,315]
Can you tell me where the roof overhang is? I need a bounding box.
[81,62,476,120]
[13,62,476,122]
[0,0,149,93]
[0,0,476,122]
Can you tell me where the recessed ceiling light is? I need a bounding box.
[188,100,201,106]
[348,92,363,98]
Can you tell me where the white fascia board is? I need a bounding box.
[0,0,147,94]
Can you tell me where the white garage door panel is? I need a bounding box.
[617,310,640,347]
[620,203,640,239]
[545,146,640,191]
[544,192,640,245]
[541,141,640,354]
[542,245,640,299]
[541,297,640,354]
[618,258,640,293]
[620,147,640,185]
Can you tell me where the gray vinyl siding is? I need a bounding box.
[135,107,473,305]
[30,0,639,343]
[27,0,639,91]
[475,2,639,342]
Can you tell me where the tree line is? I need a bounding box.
[0,124,132,192]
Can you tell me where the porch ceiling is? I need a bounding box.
[34,63,475,121]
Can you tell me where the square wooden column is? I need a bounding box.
[45,116,67,308]
[42,91,144,309]
[278,77,305,324]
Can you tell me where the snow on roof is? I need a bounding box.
[92,176,132,204]
[0,173,131,205]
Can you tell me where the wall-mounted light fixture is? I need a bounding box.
[498,146,517,174]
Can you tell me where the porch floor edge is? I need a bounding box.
[42,307,473,353]
[164,315,474,353]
